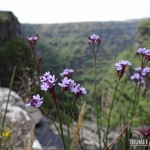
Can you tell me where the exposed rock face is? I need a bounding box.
[0,11,20,43]
[0,87,43,149]
[0,11,33,88]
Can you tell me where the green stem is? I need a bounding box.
[131,86,141,117]
[66,117,70,150]
[1,66,16,131]
[31,46,38,76]
[105,79,120,147]
[93,53,101,149]
[39,107,61,137]
[33,51,38,72]
[0,66,16,149]
[63,96,77,122]
[126,84,138,118]
[54,100,67,150]
[128,85,141,138]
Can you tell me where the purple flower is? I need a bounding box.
[88,34,101,44]
[135,67,142,73]
[26,94,43,107]
[137,47,147,55]
[134,67,150,77]
[41,82,49,91]
[70,83,87,97]
[60,69,74,78]
[115,60,131,71]
[131,67,150,85]
[39,71,56,91]
[143,49,150,56]
[117,60,132,66]
[27,33,38,47]
[130,73,140,80]
[58,77,75,91]
[130,73,145,85]
[114,60,132,79]
[88,34,101,57]
[142,67,150,76]
[114,63,122,71]
[137,47,150,60]
[140,127,150,140]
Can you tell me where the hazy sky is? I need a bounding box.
[0,0,150,24]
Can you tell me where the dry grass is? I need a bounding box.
[71,103,86,150]
[26,125,35,150]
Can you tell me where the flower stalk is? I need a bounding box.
[26,33,87,150]
[105,78,120,147]
[1,66,16,131]
[88,34,101,148]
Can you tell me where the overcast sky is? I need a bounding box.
[0,0,150,24]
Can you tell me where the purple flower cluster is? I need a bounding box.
[39,71,56,91]
[60,69,74,78]
[27,33,38,47]
[26,94,43,107]
[59,69,87,97]
[88,34,101,45]
[130,47,150,85]
[140,127,150,140]
[130,73,144,85]
[115,60,132,79]
[115,60,132,71]
[70,83,87,95]
[137,47,150,59]
[26,69,87,108]
[130,67,150,85]
[58,77,75,91]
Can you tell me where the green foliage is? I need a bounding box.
[0,37,33,88]
[0,11,33,89]
[101,18,150,126]
[0,11,17,22]
[135,18,150,49]
[21,21,138,102]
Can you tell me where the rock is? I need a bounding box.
[34,117,99,150]
[0,87,30,122]
[0,87,42,149]
[0,11,20,43]
[0,87,43,123]
[33,139,43,149]
[25,107,43,125]
[35,118,63,149]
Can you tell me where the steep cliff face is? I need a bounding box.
[136,18,150,47]
[0,11,20,43]
[0,11,33,88]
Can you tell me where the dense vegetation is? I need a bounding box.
[21,21,138,102]
[0,11,33,88]
[102,19,150,126]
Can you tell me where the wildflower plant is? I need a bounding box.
[88,33,102,148]
[25,94,43,107]
[128,47,150,122]
[25,33,87,150]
